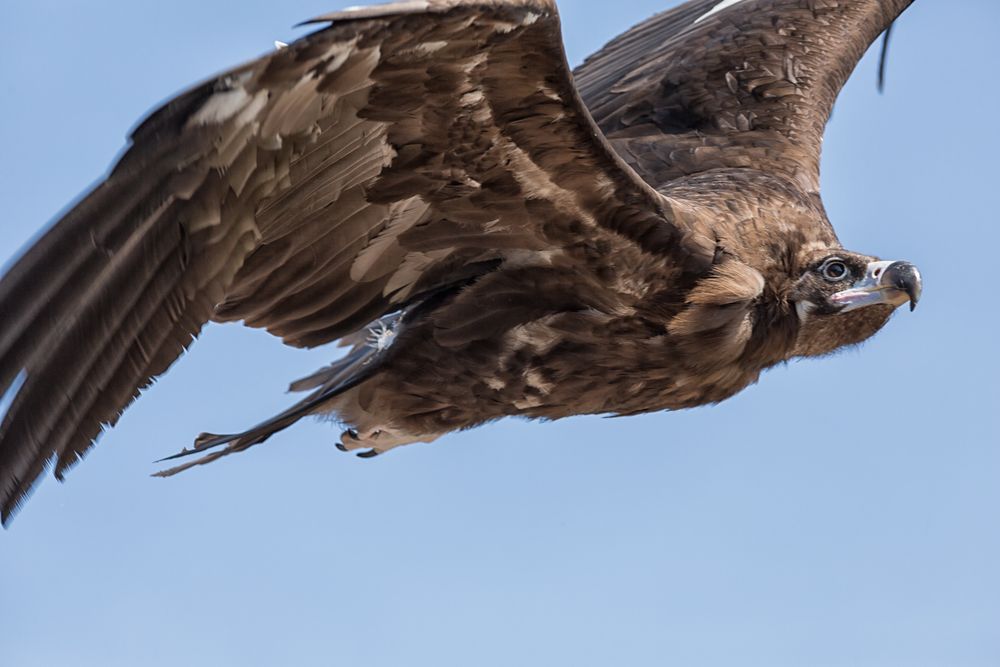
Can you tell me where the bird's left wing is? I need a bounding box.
[574,0,915,193]
[0,0,717,522]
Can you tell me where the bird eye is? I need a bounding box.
[820,260,849,282]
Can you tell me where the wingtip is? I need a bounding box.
[0,492,26,529]
[876,23,894,94]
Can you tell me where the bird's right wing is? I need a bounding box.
[0,0,718,523]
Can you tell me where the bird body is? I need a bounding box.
[0,0,921,522]
[320,167,904,447]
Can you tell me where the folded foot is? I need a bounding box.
[336,426,425,458]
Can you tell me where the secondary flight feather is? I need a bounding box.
[0,0,921,524]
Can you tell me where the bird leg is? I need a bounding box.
[336,427,391,458]
[336,426,429,458]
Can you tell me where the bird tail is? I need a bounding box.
[152,311,407,476]
[151,364,371,477]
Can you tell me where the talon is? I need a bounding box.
[357,449,380,459]
[337,428,361,452]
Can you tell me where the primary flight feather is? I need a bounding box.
[0,0,921,524]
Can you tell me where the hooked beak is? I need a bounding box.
[830,260,923,312]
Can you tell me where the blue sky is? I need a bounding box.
[1,1,998,665]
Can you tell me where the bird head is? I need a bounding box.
[788,249,922,357]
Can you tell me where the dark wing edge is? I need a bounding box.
[0,85,261,524]
[573,0,915,193]
[0,0,710,524]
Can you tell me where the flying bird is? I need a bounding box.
[0,0,921,524]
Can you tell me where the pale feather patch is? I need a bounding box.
[502,139,584,215]
[694,0,751,24]
[259,76,324,138]
[591,172,617,201]
[460,90,485,107]
[209,123,256,169]
[513,395,543,410]
[383,248,453,301]
[501,248,558,269]
[524,369,554,394]
[493,20,520,34]
[494,12,539,34]
[799,240,834,255]
[235,90,268,127]
[667,259,764,364]
[190,87,252,125]
[461,51,489,73]
[684,259,764,307]
[485,377,506,391]
[226,143,259,198]
[401,40,449,57]
[537,82,564,105]
[322,40,361,75]
[505,319,562,356]
[350,196,431,282]
[180,186,222,234]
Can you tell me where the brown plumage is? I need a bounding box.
[0,0,922,524]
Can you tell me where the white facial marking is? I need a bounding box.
[694,0,752,24]
[274,40,288,50]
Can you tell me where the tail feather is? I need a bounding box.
[152,310,407,476]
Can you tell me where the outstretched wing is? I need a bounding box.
[574,0,915,193]
[0,0,715,522]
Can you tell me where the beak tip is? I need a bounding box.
[884,261,922,312]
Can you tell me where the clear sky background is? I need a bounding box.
[1,1,998,665]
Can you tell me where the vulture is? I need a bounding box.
[0,0,922,524]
